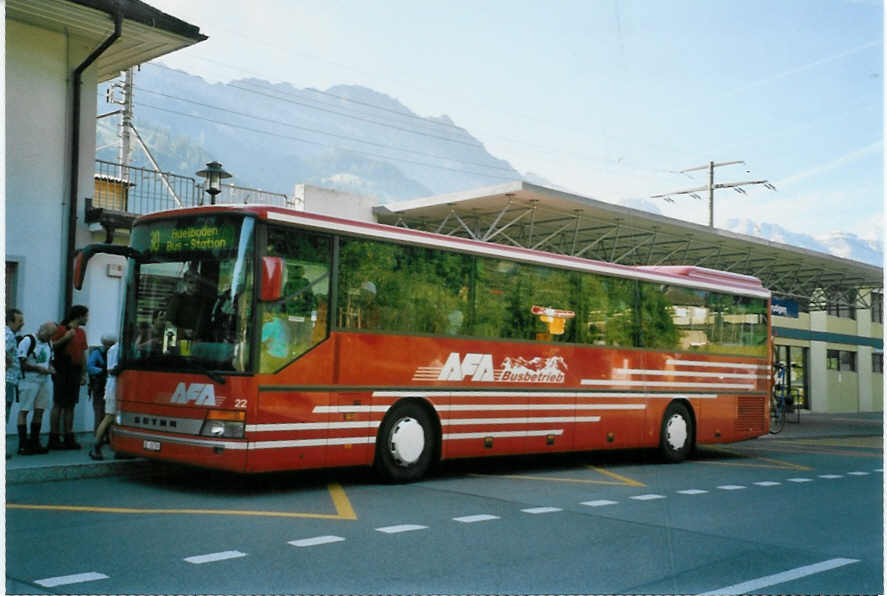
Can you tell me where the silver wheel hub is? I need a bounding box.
[389,417,425,466]
[665,414,688,451]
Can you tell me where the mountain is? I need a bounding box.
[97,66,520,202]
[724,219,883,267]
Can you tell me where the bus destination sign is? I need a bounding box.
[148,223,235,254]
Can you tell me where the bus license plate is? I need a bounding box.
[143,440,161,452]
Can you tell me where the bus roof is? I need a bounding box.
[136,204,770,299]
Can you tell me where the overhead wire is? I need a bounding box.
[144,60,679,178]
[131,101,520,181]
[132,86,520,175]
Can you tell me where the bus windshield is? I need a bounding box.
[124,214,255,373]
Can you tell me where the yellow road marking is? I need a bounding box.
[585,465,646,487]
[471,466,645,487]
[7,482,357,521]
[698,447,811,470]
[328,482,357,519]
[790,437,883,449]
[739,444,884,459]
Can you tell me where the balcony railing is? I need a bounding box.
[89,159,297,221]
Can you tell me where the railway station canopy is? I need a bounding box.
[374,181,883,310]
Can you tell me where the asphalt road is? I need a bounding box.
[6,436,883,594]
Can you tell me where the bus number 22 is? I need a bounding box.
[235,399,247,409]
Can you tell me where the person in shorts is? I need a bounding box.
[6,308,24,458]
[50,305,89,449]
[17,322,57,455]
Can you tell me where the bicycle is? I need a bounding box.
[770,363,787,434]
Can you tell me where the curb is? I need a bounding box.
[6,459,153,485]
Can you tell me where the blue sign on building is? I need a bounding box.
[771,297,799,318]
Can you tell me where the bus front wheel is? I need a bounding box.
[375,401,436,483]
[660,402,694,463]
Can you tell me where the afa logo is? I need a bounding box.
[419,352,568,384]
[170,382,217,406]
[437,352,495,382]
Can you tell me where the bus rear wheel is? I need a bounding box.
[375,401,436,483]
[660,402,694,463]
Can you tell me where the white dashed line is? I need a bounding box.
[375,524,428,534]
[288,535,346,547]
[754,481,781,486]
[521,507,563,514]
[696,557,859,595]
[677,489,709,495]
[453,514,500,523]
[874,469,883,472]
[717,485,746,491]
[847,472,870,476]
[787,478,813,483]
[818,474,843,479]
[581,499,619,507]
[630,494,666,501]
[34,572,109,588]
[184,551,247,564]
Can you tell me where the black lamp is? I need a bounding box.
[195,161,231,205]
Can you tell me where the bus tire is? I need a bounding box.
[660,402,694,463]
[374,401,436,483]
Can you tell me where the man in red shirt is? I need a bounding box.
[49,305,89,449]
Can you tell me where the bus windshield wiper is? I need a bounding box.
[191,364,227,385]
[135,353,227,384]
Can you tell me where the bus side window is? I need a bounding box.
[260,229,331,373]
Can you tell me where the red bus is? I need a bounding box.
[75,205,772,481]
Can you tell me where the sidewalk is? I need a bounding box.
[4,412,883,485]
[5,432,153,485]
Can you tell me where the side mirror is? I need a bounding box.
[260,256,286,301]
[73,250,88,291]
[73,244,140,290]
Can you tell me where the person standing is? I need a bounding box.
[89,339,118,460]
[49,305,89,450]
[87,334,115,441]
[16,322,57,455]
[6,308,24,458]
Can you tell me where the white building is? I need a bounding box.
[5,0,206,433]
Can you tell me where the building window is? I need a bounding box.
[873,353,883,374]
[826,349,839,370]
[827,349,857,372]
[827,301,856,320]
[872,291,883,324]
[774,344,809,409]
[5,261,18,308]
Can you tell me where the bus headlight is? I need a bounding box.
[199,410,245,439]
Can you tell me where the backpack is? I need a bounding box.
[16,334,37,379]
[87,346,109,396]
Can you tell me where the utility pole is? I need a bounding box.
[117,67,134,179]
[101,67,183,206]
[651,160,776,227]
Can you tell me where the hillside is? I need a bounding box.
[97,65,519,202]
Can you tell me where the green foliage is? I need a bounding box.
[334,236,767,355]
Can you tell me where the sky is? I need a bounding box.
[145,0,883,240]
